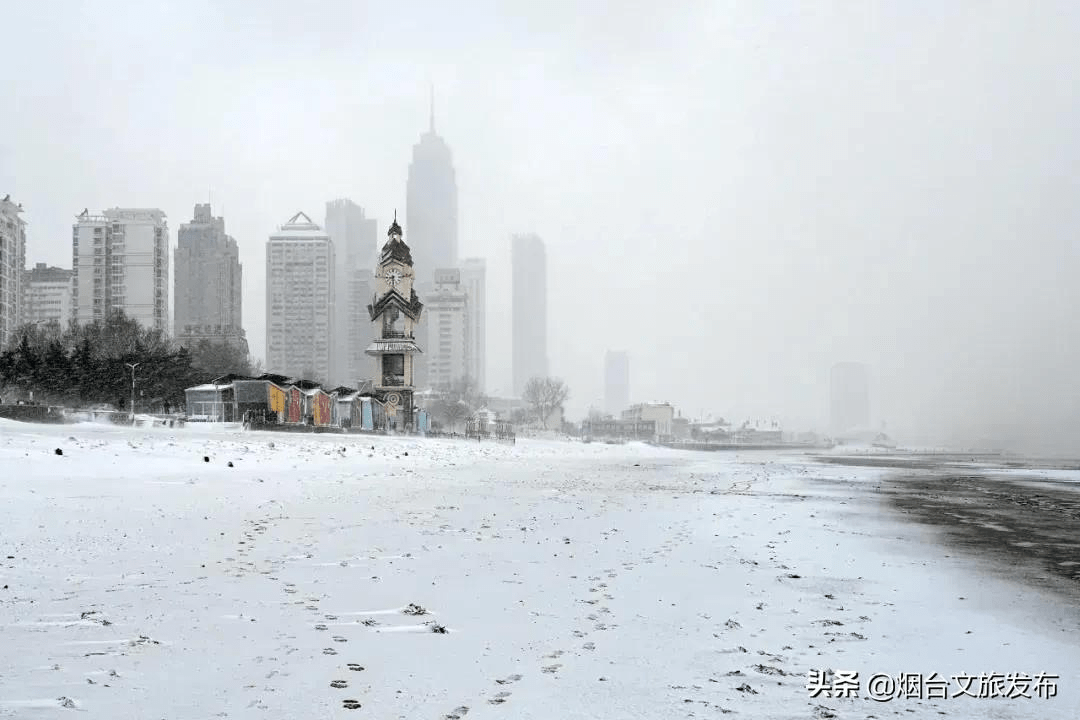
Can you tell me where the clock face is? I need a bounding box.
[385,268,403,288]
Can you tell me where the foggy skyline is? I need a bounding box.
[2,2,1080,450]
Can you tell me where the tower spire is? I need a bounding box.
[429,83,435,133]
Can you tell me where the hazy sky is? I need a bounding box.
[2,1,1079,450]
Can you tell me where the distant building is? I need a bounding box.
[406,97,459,390]
[406,96,458,283]
[265,212,335,383]
[512,233,548,396]
[459,258,486,392]
[22,263,74,329]
[830,362,870,434]
[73,208,169,331]
[604,350,630,415]
[174,204,246,353]
[621,402,676,440]
[0,196,27,348]
[325,200,378,386]
[424,268,470,390]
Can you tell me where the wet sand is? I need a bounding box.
[818,453,1080,603]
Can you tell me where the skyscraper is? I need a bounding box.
[405,97,458,282]
[174,204,246,354]
[265,212,335,383]
[406,96,459,390]
[325,199,377,386]
[830,362,870,434]
[604,350,630,415]
[0,195,26,349]
[512,233,548,396]
[459,258,486,391]
[23,263,74,329]
[424,268,470,390]
[73,208,169,332]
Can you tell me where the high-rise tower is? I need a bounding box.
[459,258,487,392]
[405,94,458,282]
[604,350,630,415]
[325,199,377,386]
[174,204,246,354]
[406,93,459,390]
[0,195,27,349]
[512,233,548,396]
[265,212,335,383]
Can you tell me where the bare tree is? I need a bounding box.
[432,397,470,433]
[522,376,569,429]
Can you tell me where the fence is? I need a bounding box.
[464,419,516,444]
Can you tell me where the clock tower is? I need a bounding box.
[366,214,424,431]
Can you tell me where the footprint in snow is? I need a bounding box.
[347,663,364,672]
[342,699,362,710]
[542,664,562,674]
[322,647,338,655]
[488,691,511,705]
[495,674,522,685]
[443,706,469,719]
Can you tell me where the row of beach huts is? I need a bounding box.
[184,373,429,433]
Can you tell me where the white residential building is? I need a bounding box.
[459,257,486,391]
[265,212,335,383]
[23,263,74,328]
[72,208,169,331]
[0,195,27,348]
[425,268,469,390]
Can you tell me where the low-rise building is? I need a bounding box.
[621,402,676,440]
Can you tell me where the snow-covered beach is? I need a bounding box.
[1,420,1077,719]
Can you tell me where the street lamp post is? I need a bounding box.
[125,362,140,424]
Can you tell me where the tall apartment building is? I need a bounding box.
[459,258,486,391]
[604,350,630,415]
[265,212,335,383]
[72,208,169,331]
[830,362,870,434]
[325,200,377,386]
[425,268,470,390]
[174,204,246,353]
[511,233,548,396]
[23,263,74,328]
[0,195,27,349]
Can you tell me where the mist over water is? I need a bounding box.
[1,2,1078,452]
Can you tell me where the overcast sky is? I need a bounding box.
[2,1,1079,451]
